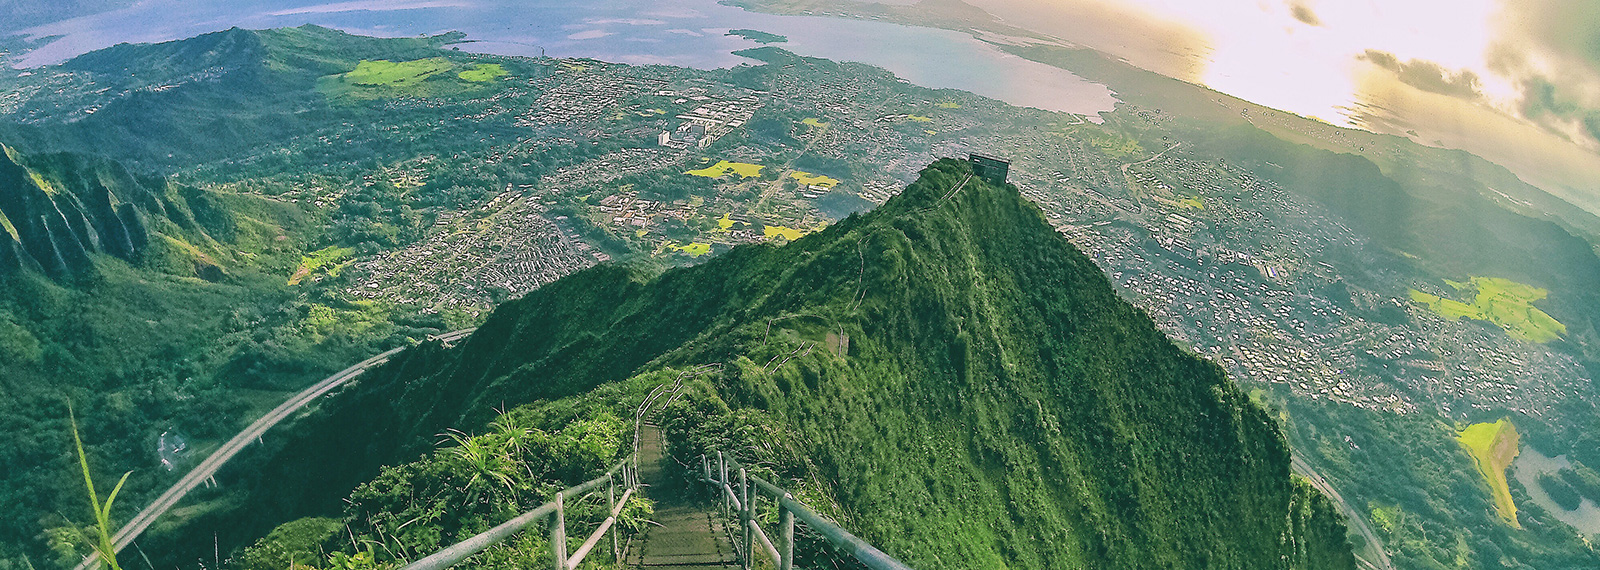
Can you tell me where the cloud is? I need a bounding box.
[266,0,468,17]
[584,18,667,26]
[1288,3,1320,26]
[1359,50,1482,100]
[566,30,613,40]
[1485,1,1600,149]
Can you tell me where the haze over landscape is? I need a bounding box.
[3,2,1600,570]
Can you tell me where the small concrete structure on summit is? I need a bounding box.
[969,153,1010,185]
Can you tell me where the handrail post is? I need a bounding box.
[780,503,794,570]
[719,452,729,515]
[608,473,620,565]
[740,468,752,570]
[550,491,567,570]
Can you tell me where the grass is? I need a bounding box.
[790,171,840,188]
[1178,196,1205,210]
[666,241,712,257]
[1408,276,1565,342]
[763,224,807,241]
[288,246,355,285]
[457,63,507,82]
[907,114,933,122]
[316,57,508,100]
[1458,419,1521,527]
[345,58,454,87]
[801,118,830,128]
[936,102,962,108]
[0,210,19,242]
[71,406,131,570]
[685,160,765,179]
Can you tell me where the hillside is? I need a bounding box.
[0,142,450,570]
[182,159,1356,570]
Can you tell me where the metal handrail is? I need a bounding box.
[399,458,635,570]
[701,451,914,570]
[404,362,709,570]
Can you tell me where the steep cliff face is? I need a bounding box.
[0,143,226,280]
[194,159,1356,570]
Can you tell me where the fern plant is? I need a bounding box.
[70,405,132,570]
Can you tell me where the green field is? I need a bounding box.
[801,117,830,128]
[1408,276,1565,342]
[668,241,712,257]
[1177,196,1204,210]
[936,101,962,109]
[763,224,807,241]
[685,160,765,179]
[790,171,840,188]
[907,114,933,122]
[1457,419,1521,527]
[289,246,355,285]
[457,63,507,82]
[346,58,454,86]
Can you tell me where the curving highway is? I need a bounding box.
[1291,455,1394,570]
[75,329,475,570]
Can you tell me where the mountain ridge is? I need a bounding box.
[170,159,1356,570]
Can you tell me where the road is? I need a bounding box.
[75,329,476,570]
[1291,455,1394,570]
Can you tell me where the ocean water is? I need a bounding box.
[6,0,1117,116]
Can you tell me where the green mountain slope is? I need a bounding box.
[0,143,453,570]
[187,159,1355,570]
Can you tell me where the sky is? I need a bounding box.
[969,0,1600,209]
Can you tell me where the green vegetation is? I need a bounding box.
[725,29,788,44]
[1457,419,1521,526]
[1537,472,1583,511]
[345,58,454,87]
[288,246,355,285]
[204,160,1354,570]
[684,160,765,179]
[799,117,829,128]
[1557,462,1600,504]
[456,63,507,82]
[760,224,807,241]
[1409,277,1565,342]
[788,171,839,188]
[663,241,712,257]
[235,395,651,570]
[317,55,515,101]
[70,407,130,570]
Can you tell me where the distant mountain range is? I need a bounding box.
[0,143,232,281]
